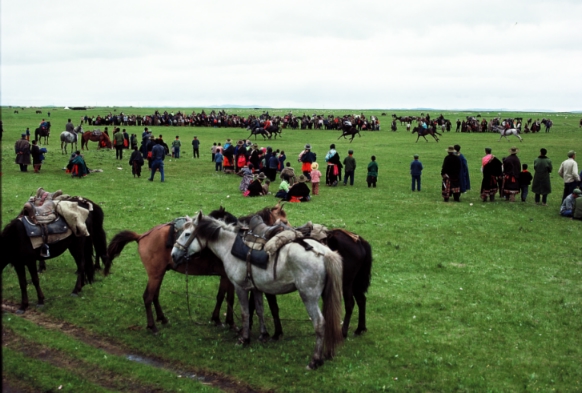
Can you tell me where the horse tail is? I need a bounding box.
[106,230,140,266]
[322,250,344,359]
[353,237,373,295]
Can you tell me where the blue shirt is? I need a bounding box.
[151,144,165,161]
[410,160,423,175]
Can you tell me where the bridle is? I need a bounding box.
[173,222,201,256]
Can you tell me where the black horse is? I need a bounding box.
[412,126,440,142]
[247,127,270,140]
[338,126,361,142]
[541,119,553,133]
[35,122,51,145]
[266,125,282,139]
[1,198,110,313]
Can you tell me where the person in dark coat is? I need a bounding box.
[285,175,311,202]
[519,163,533,202]
[15,133,31,172]
[441,146,462,202]
[325,144,342,186]
[31,140,42,173]
[454,144,471,193]
[247,172,266,197]
[481,147,503,202]
[129,146,145,178]
[503,147,521,202]
[532,148,552,205]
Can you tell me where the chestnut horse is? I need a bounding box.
[106,204,288,334]
[81,131,112,150]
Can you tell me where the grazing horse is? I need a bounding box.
[172,213,344,370]
[1,197,110,313]
[494,126,523,142]
[412,126,440,142]
[106,204,288,334]
[36,110,42,114]
[35,122,51,145]
[338,126,361,142]
[60,126,83,154]
[81,130,112,150]
[14,110,18,114]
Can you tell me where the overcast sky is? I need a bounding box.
[2,0,581,111]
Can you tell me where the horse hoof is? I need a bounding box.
[258,333,270,343]
[270,334,282,342]
[16,309,25,315]
[236,337,250,346]
[70,293,79,297]
[354,328,367,336]
[147,326,159,335]
[36,304,45,309]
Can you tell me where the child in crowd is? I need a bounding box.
[275,175,290,199]
[278,150,286,171]
[519,163,533,202]
[367,156,378,188]
[262,179,271,195]
[410,154,423,191]
[214,148,223,172]
[310,162,322,195]
[211,142,217,162]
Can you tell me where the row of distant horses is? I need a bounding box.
[2,202,372,370]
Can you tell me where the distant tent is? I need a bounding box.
[64,106,70,110]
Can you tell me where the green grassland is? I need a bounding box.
[2,107,581,392]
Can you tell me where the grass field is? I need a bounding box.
[2,106,581,392]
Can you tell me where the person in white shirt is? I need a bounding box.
[558,150,580,201]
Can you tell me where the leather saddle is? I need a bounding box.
[21,216,69,238]
[91,130,103,137]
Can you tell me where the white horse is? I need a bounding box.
[60,125,83,154]
[495,126,523,142]
[171,213,344,370]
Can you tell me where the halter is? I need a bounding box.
[173,223,200,255]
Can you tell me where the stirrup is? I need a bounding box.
[40,244,50,258]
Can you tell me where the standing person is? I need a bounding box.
[503,147,521,202]
[31,140,42,173]
[532,148,553,206]
[454,144,471,193]
[122,129,130,149]
[325,143,342,186]
[192,136,200,158]
[558,151,580,202]
[519,164,533,202]
[267,151,279,182]
[15,133,31,172]
[278,150,286,172]
[172,136,181,159]
[129,146,145,178]
[113,128,125,160]
[441,146,461,202]
[148,139,165,182]
[343,149,356,186]
[410,154,423,191]
[310,162,322,195]
[25,127,30,141]
[214,148,224,172]
[367,155,378,188]
[480,147,503,202]
[299,144,316,181]
[130,133,138,149]
[211,142,217,162]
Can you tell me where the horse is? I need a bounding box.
[541,119,553,133]
[246,127,270,140]
[81,130,112,150]
[494,126,523,142]
[106,204,288,334]
[338,126,361,142]
[60,126,83,154]
[171,213,344,370]
[265,124,282,139]
[412,126,440,142]
[35,122,51,145]
[1,197,110,313]
[14,110,18,114]
[36,110,42,114]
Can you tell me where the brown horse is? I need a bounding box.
[106,204,288,334]
[81,131,112,150]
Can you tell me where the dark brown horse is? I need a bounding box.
[35,122,51,145]
[1,198,110,313]
[412,126,440,142]
[81,131,112,150]
[338,126,361,142]
[106,204,288,334]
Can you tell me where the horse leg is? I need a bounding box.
[353,291,368,335]
[252,289,270,342]
[265,293,283,340]
[301,295,325,370]
[415,135,420,143]
[224,279,236,329]
[27,259,45,307]
[14,263,30,313]
[38,259,47,273]
[143,276,164,334]
[68,240,86,295]
[152,283,169,325]
[423,135,428,142]
[341,286,355,338]
[210,276,229,326]
[235,285,251,345]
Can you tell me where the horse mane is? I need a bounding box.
[192,216,236,242]
[208,206,238,225]
[238,207,273,225]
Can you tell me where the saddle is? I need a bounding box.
[91,130,103,137]
[22,188,63,225]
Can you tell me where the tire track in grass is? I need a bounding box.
[2,302,263,393]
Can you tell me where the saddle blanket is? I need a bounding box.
[20,216,72,249]
[231,234,269,270]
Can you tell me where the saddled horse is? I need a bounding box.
[494,126,523,142]
[171,213,344,370]
[1,197,110,313]
[265,124,282,139]
[35,122,51,145]
[541,119,553,133]
[106,204,288,334]
[81,130,112,150]
[412,126,440,142]
[60,125,83,154]
[338,126,361,142]
[246,127,270,140]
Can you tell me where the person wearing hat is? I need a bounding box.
[343,149,356,186]
[192,136,200,158]
[281,162,297,187]
[148,139,166,182]
[285,175,311,202]
[367,155,378,188]
[441,146,461,201]
[247,172,267,197]
[410,154,423,191]
[558,150,580,202]
[31,140,43,173]
[480,147,503,202]
[310,162,322,195]
[299,144,317,181]
[502,147,521,202]
[250,143,261,173]
[15,133,31,172]
[114,128,125,160]
[454,145,470,193]
[325,143,342,186]
[560,188,581,217]
[532,148,553,206]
